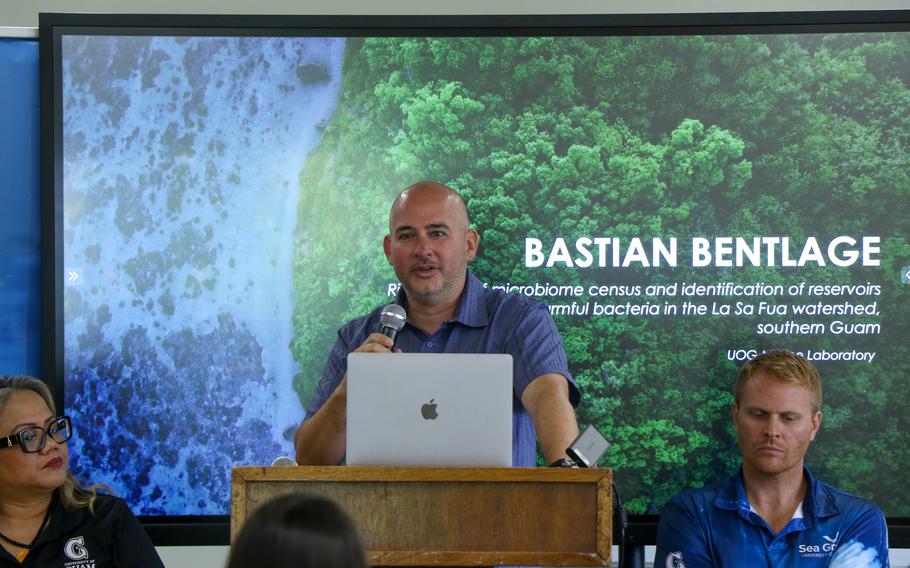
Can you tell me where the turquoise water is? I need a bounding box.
[60,35,345,515]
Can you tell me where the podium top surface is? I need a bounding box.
[233,465,610,483]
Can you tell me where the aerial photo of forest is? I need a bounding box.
[292,33,910,515]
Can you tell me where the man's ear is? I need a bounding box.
[465,228,479,261]
[383,234,393,265]
[809,411,822,442]
[731,402,739,424]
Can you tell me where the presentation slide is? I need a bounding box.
[57,31,909,516]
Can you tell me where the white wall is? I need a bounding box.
[2,1,909,567]
[158,545,229,568]
[1,0,909,28]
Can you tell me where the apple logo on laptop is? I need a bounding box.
[421,399,438,420]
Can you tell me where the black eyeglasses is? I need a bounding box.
[0,416,72,453]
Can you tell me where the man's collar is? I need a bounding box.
[452,271,489,327]
[395,270,489,328]
[714,467,751,514]
[715,466,839,522]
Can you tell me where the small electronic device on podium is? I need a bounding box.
[346,352,513,466]
[567,424,611,467]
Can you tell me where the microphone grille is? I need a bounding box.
[270,456,298,467]
[379,303,407,331]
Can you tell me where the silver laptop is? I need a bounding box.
[346,353,513,467]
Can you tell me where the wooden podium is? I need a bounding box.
[231,466,611,566]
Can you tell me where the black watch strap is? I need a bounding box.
[549,457,577,468]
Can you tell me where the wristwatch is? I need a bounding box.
[548,457,578,467]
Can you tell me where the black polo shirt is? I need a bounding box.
[0,495,163,568]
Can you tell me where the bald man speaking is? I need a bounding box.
[294,181,580,467]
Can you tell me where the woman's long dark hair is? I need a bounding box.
[227,493,368,568]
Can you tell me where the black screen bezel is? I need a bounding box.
[40,9,910,547]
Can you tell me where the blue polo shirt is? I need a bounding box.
[655,467,889,568]
[305,271,580,466]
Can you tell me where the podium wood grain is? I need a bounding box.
[231,466,612,566]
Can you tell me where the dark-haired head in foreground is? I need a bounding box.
[227,493,367,568]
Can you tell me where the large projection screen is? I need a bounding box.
[42,12,910,543]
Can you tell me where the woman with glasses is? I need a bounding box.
[0,375,163,567]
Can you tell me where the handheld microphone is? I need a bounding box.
[379,303,407,344]
[270,456,298,467]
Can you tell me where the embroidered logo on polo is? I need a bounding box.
[63,536,95,567]
[665,551,687,568]
[798,531,840,558]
